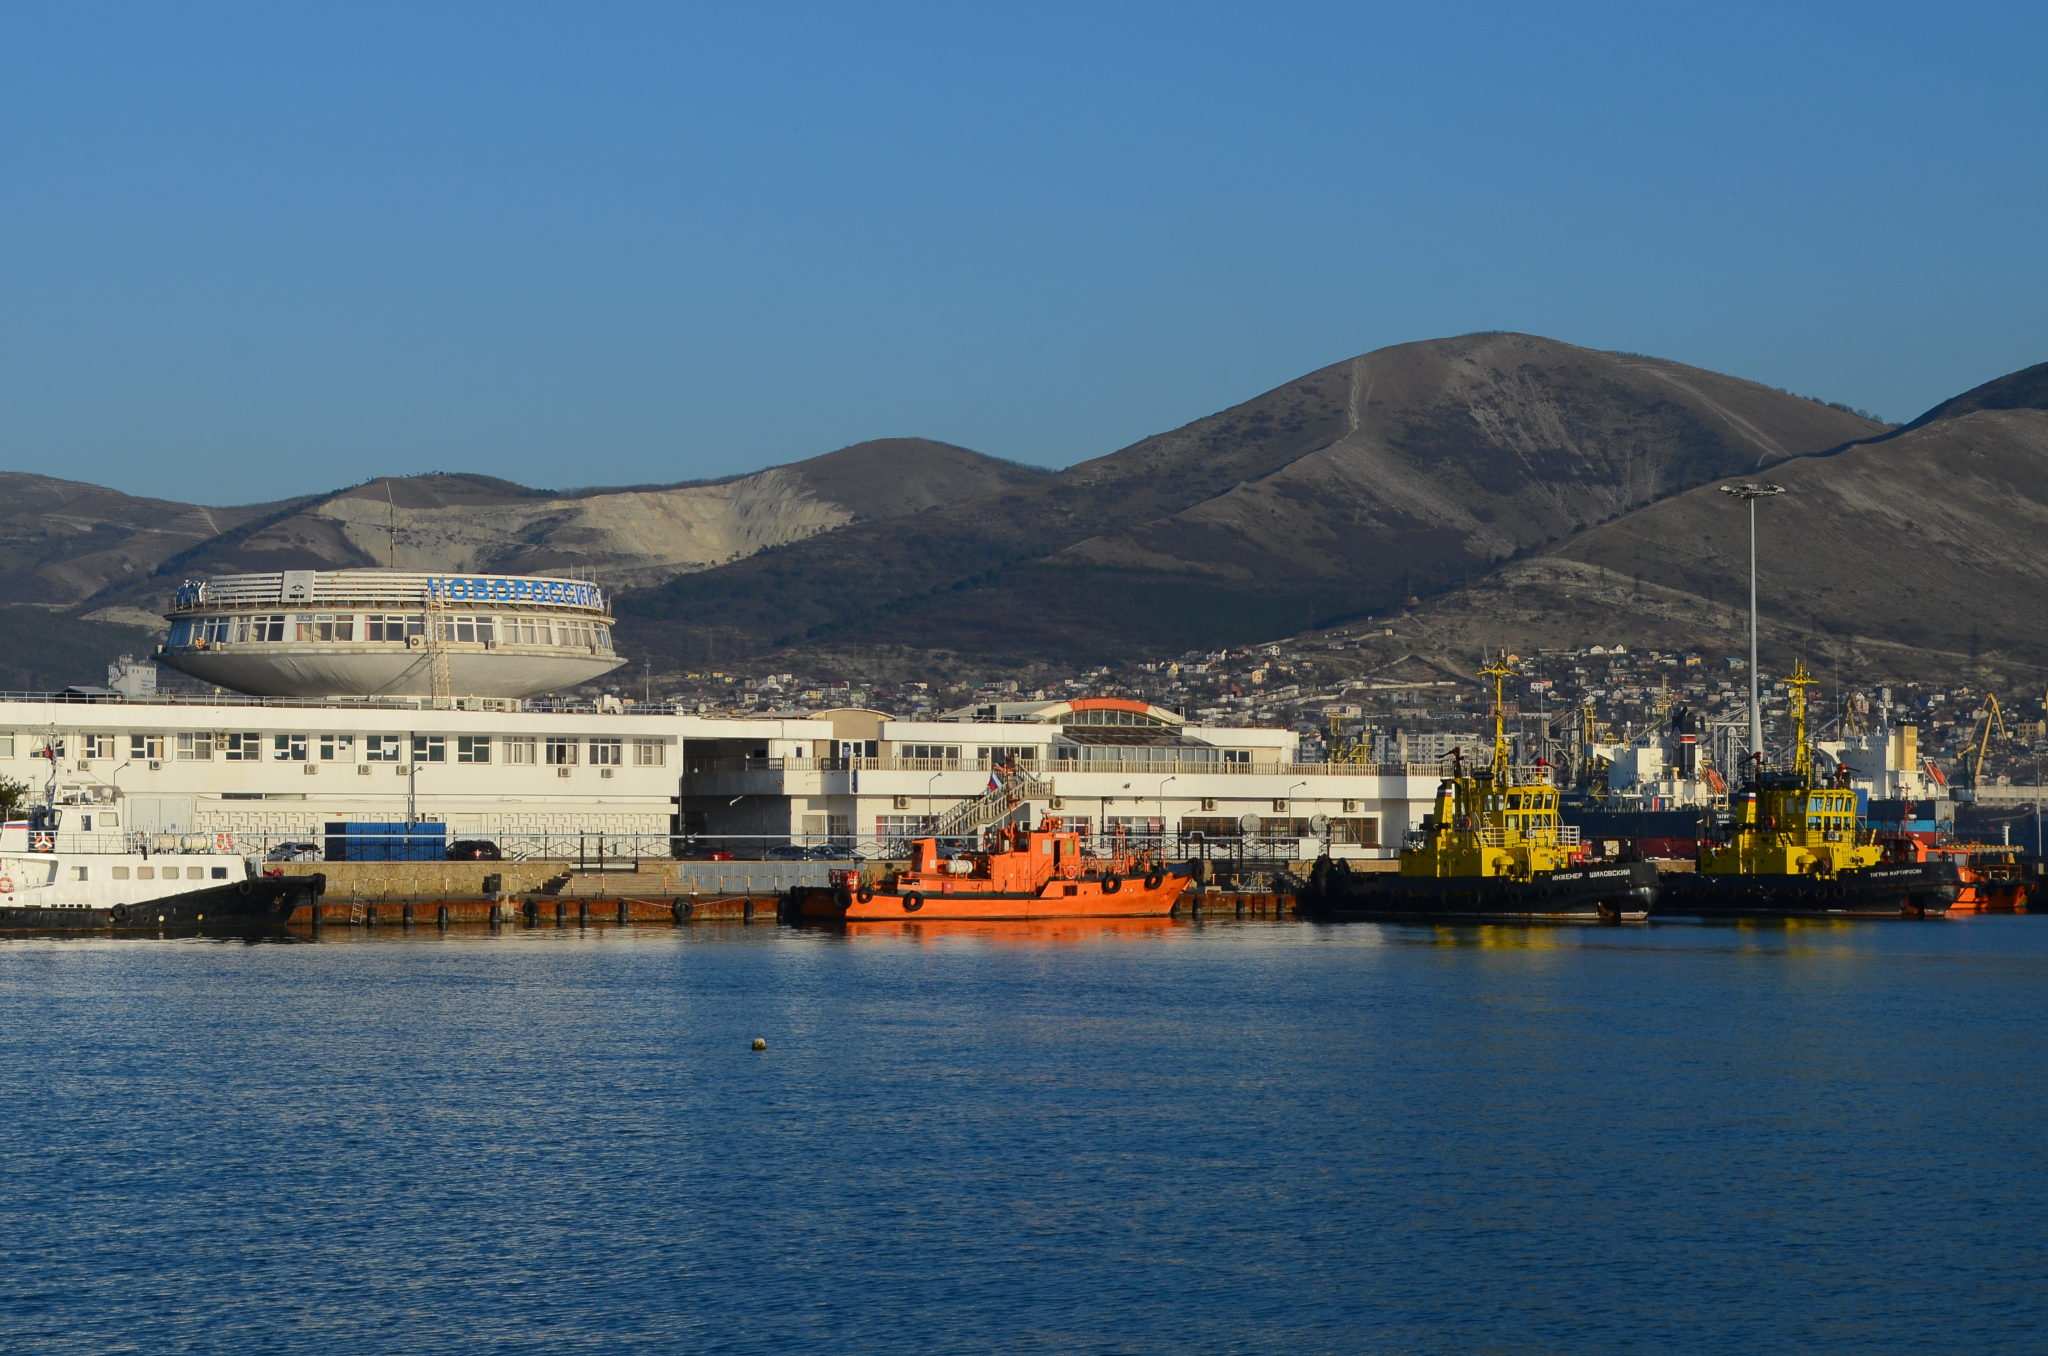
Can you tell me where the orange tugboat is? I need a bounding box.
[791,819,1194,922]
[1884,839,2033,914]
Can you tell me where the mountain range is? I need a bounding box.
[4,333,2042,691]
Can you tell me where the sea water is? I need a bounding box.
[3,917,2044,1353]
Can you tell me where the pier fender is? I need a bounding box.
[522,898,540,923]
[110,903,128,926]
[1102,873,1123,895]
[671,898,693,923]
[855,884,874,904]
[833,883,853,910]
[1142,869,1164,891]
[901,893,924,913]
[436,904,450,928]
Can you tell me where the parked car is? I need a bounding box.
[445,839,503,861]
[265,842,322,863]
[674,839,735,861]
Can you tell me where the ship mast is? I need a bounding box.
[1786,658,1816,785]
[1480,653,1514,782]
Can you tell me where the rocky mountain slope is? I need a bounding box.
[618,333,1884,664]
[0,439,1043,688]
[1369,361,2048,675]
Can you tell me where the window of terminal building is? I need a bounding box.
[632,738,665,767]
[364,736,402,763]
[976,746,1038,769]
[0,732,12,758]
[457,736,492,764]
[319,734,354,762]
[412,735,447,764]
[273,734,309,762]
[898,744,961,766]
[504,736,537,765]
[84,733,116,760]
[130,734,164,762]
[873,814,936,842]
[546,736,578,766]
[296,613,355,642]
[1330,818,1380,847]
[1223,749,1252,766]
[224,732,262,762]
[1105,816,1164,845]
[176,732,215,761]
[589,738,622,767]
[435,615,493,644]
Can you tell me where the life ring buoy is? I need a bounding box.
[901,893,924,913]
[855,884,874,904]
[31,832,54,852]
[1142,869,1165,891]
[213,832,235,853]
[1102,873,1123,895]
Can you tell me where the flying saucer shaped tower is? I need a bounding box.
[158,570,627,700]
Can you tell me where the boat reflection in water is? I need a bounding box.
[825,916,1223,947]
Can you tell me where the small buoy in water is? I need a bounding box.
[751,1037,767,1052]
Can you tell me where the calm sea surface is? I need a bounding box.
[3,916,2045,1353]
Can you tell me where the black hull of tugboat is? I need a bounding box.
[1656,862,1960,919]
[1292,858,1660,924]
[0,874,325,933]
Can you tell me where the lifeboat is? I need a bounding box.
[791,818,1193,922]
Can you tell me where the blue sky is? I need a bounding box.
[3,1,2042,502]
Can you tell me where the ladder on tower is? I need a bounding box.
[424,585,453,708]
[931,766,1053,839]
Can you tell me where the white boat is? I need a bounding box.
[0,794,324,931]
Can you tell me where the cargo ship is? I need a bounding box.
[1293,656,1660,924]
[1658,663,1960,919]
[789,819,1194,922]
[2,796,323,932]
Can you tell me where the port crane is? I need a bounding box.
[1959,694,2008,802]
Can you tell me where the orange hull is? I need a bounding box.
[798,869,1192,922]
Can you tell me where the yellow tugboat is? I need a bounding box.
[1660,661,1960,918]
[1294,655,1660,923]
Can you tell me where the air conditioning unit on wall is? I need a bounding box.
[303,764,317,776]
[892,796,909,810]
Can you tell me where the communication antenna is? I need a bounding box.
[1307,813,1330,836]
[382,480,399,568]
[1236,812,1262,835]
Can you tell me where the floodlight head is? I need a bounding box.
[1719,482,1787,501]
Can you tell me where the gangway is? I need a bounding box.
[930,766,1054,839]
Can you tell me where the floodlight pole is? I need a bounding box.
[1719,483,1785,775]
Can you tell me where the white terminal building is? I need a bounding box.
[2,569,1441,859]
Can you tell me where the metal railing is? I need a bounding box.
[688,754,1453,779]
[140,827,1388,869]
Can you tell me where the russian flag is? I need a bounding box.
[987,772,1002,794]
